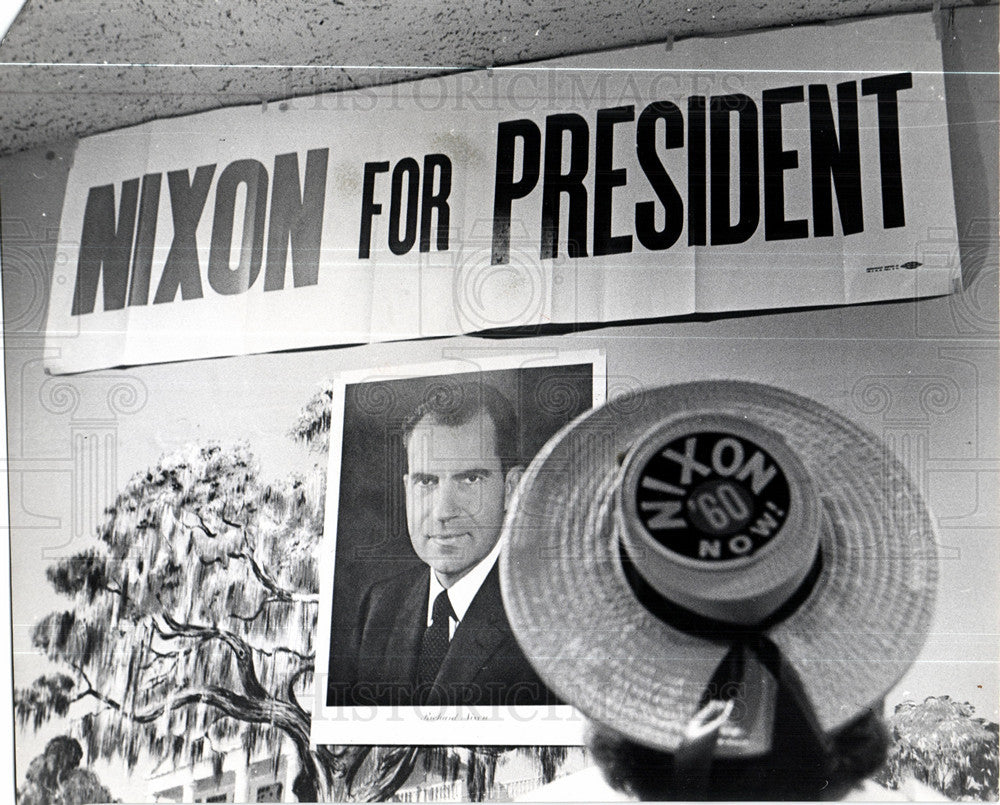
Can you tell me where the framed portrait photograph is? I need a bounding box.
[312,350,605,744]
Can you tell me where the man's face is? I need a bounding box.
[404,409,513,588]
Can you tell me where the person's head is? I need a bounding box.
[587,705,891,801]
[499,381,939,801]
[402,380,522,588]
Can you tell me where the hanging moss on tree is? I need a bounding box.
[874,696,999,801]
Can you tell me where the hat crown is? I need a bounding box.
[616,413,821,625]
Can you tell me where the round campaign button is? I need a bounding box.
[633,431,792,562]
[616,413,820,624]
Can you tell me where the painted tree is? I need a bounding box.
[17,735,115,805]
[16,441,417,801]
[290,380,334,453]
[875,696,999,800]
[18,382,572,803]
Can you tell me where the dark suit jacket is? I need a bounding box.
[339,563,558,707]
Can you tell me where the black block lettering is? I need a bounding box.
[809,82,863,237]
[763,86,808,240]
[861,72,912,229]
[710,94,759,246]
[208,159,269,295]
[541,113,589,259]
[419,153,452,252]
[71,179,139,315]
[358,161,389,259]
[593,105,634,256]
[388,157,420,255]
[491,120,541,265]
[264,148,328,290]
[127,174,161,307]
[687,96,707,246]
[153,165,216,304]
[635,101,684,251]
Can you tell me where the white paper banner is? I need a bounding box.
[44,12,959,374]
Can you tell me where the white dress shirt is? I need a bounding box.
[425,538,504,639]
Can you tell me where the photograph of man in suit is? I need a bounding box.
[349,380,559,708]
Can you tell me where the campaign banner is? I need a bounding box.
[43,13,959,374]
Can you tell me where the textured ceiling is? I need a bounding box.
[0,0,975,157]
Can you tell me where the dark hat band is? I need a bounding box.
[619,540,830,758]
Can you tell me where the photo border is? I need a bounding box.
[312,349,606,745]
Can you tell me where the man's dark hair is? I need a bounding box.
[587,707,891,801]
[401,379,520,475]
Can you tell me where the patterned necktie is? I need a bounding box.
[417,589,455,689]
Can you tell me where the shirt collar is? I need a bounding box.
[426,537,503,627]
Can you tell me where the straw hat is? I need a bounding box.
[500,381,937,756]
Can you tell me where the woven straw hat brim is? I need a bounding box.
[500,381,938,754]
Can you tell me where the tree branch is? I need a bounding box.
[185,511,218,539]
[130,686,259,725]
[195,550,317,605]
[229,595,283,624]
[140,651,180,679]
[285,664,313,716]
[155,613,239,653]
[220,513,249,532]
[65,662,317,797]
[70,656,307,739]
[254,645,314,662]
[143,645,183,662]
[70,665,123,713]
[77,682,271,727]
[186,506,312,604]
[182,507,316,604]
[154,611,312,663]
[95,581,142,620]
[240,550,318,605]
[155,614,268,701]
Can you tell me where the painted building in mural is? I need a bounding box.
[148,740,587,803]
[148,739,298,803]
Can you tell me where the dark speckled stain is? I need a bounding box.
[0,0,979,156]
